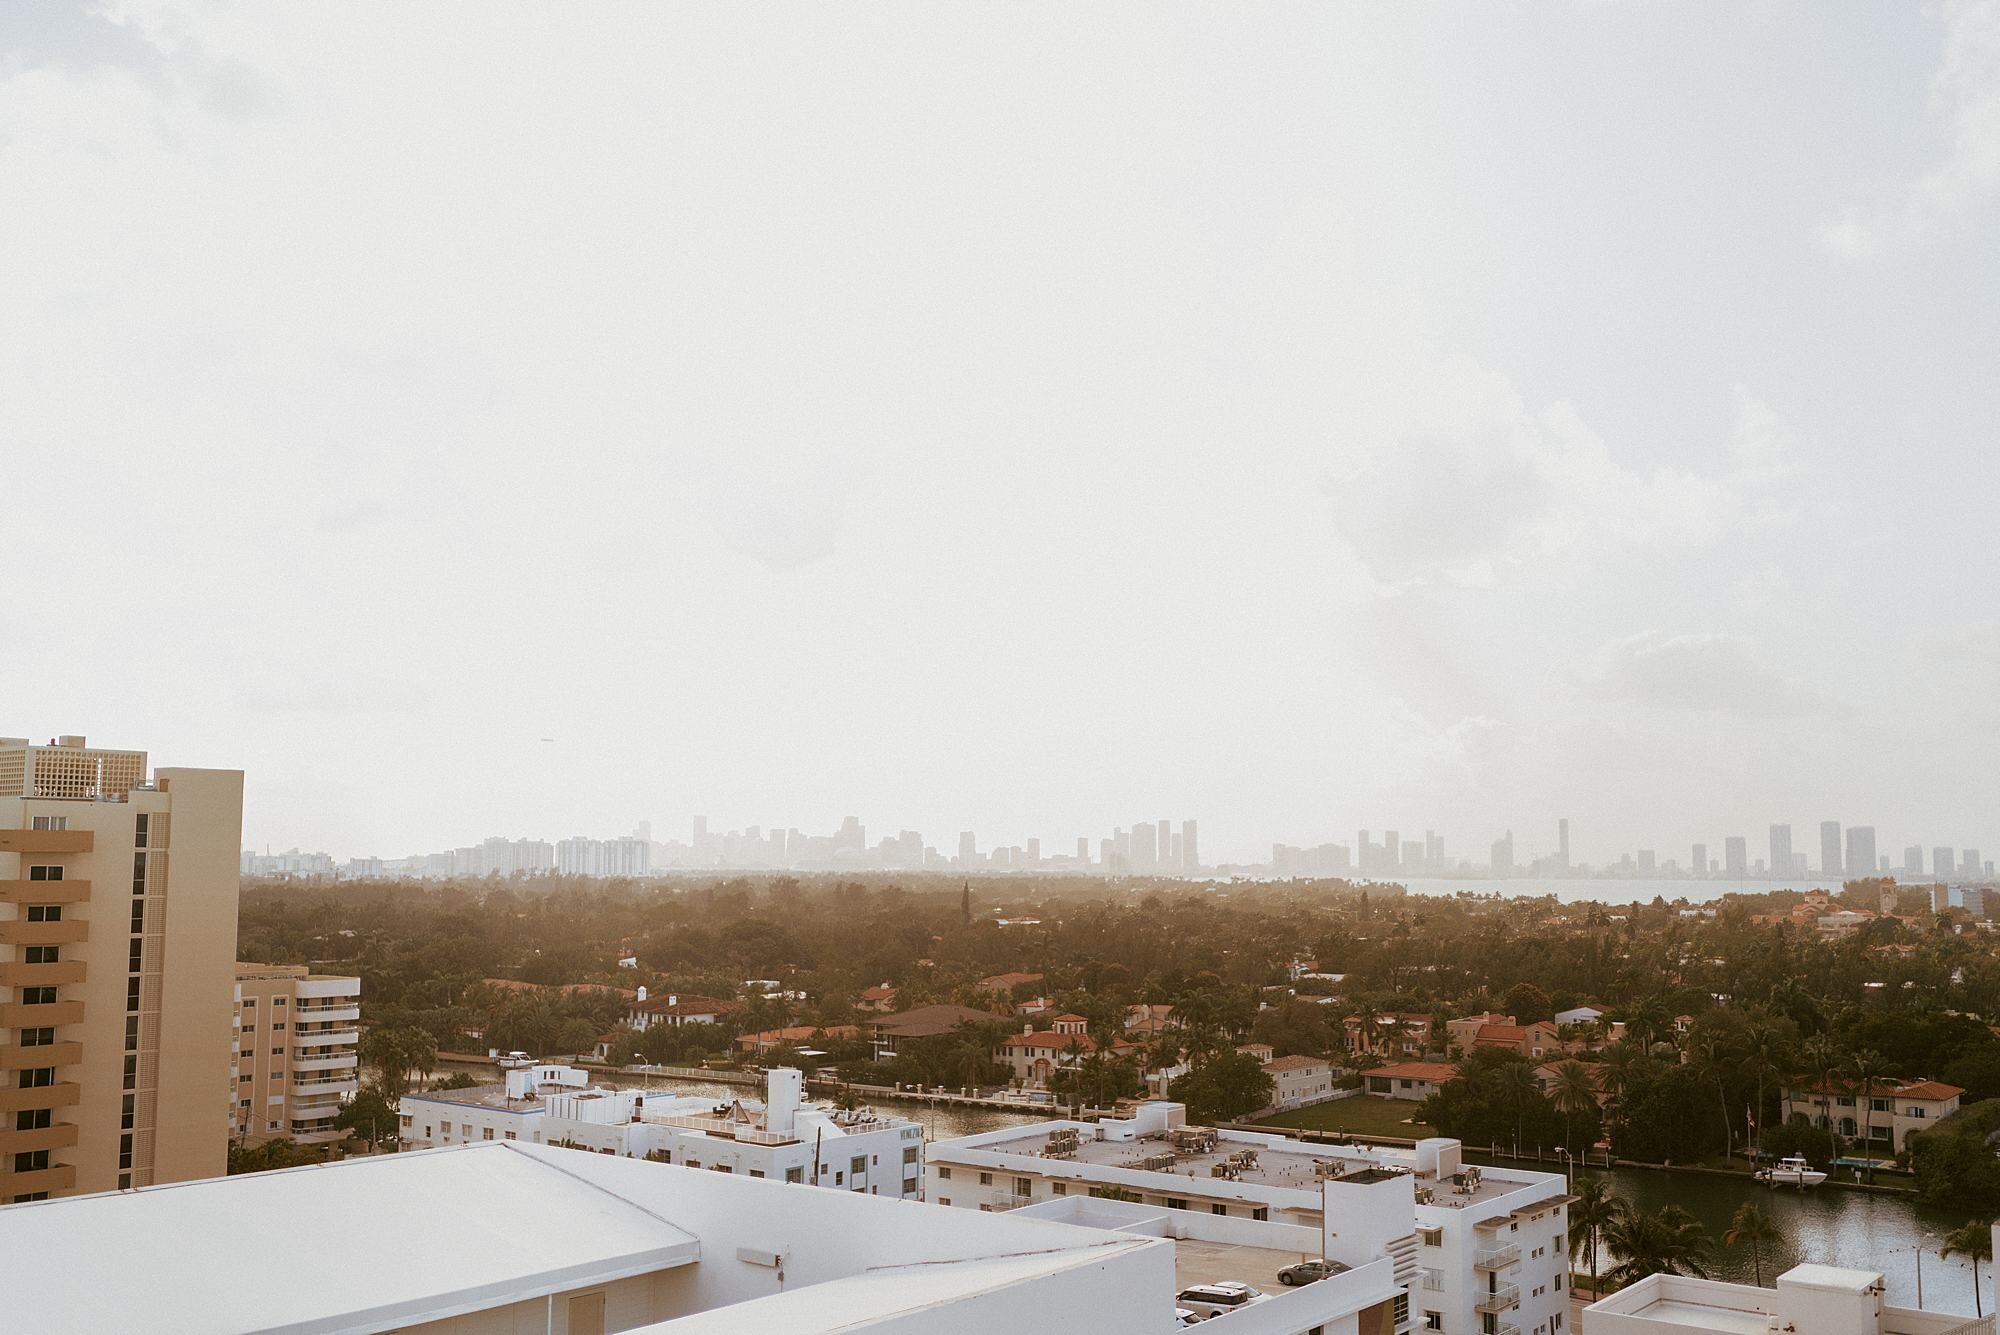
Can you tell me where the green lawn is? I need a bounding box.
[1255,1096,1435,1140]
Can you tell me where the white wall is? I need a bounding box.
[522,1144,1178,1329]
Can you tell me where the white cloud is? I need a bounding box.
[1819,0,2000,254]
[1324,362,1800,590]
[1574,631,1825,716]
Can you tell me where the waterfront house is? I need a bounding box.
[1779,1077,1964,1151]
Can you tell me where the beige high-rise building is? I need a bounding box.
[1,734,242,1202]
[232,963,361,1145]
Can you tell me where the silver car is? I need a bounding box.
[1175,1283,1267,1319]
[1278,1258,1350,1286]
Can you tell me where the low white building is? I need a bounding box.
[929,1101,1571,1335]
[401,1066,925,1198]
[1583,1261,1996,1335]
[0,1139,1185,1334]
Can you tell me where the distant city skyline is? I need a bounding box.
[244,809,1997,883]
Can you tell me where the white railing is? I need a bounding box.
[1476,1285,1519,1313]
[1475,1243,1520,1268]
[1920,1318,1995,1335]
[645,1112,794,1145]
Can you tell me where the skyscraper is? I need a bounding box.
[1962,849,1981,879]
[1129,820,1157,873]
[1557,819,1571,871]
[1769,825,1793,881]
[1180,820,1198,872]
[1905,845,1925,877]
[957,831,976,868]
[1382,830,1400,872]
[1725,836,1747,876]
[1934,846,1955,878]
[1820,822,1843,878]
[1,734,244,1203]
[1844,826,1876,883]
[1157,821,1174,871]
[1692,843,1707,876]
[1490,830,1514,874]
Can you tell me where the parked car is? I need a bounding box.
[1277,1258,1350,1286]
[1175,1283,1267,1319]
[1174,1309,1203,1327]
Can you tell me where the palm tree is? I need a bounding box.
[1568,1175,1619,1297]
[1737,1029,1788,1158]
[1940,1221,1993,1317]
[404,1028,438,1091]
[1799,1035,1841,1139]
[1550,1060,1599,1152]
[1724,1202,1784,1286]
[1493,1059,1541,1153]
[1603,1203,1713,1289]
[1845,1049,1887,1180]
[1688,1037,1734,1161]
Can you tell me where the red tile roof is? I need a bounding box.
[1364,1061,1459,1083]
[1263,1055,1331,1073]
[976,972,1045,991]
[1003,1030,1101,1052]
[871,1004,1002,1037]
[1787,1077,1964,1101]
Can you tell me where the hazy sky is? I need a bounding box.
[5,2,1997,865]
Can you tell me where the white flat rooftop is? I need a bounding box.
[963,1127,1534,1205]
[2,1140,1174,1335]
[639,1243,1160,1334]
[0,1144,699,1335]
[1630,1299,1773,1335]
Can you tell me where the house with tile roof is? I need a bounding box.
[1262,1054,1336,1109]
[735,1024,861,1055]
[1362,1060,1459,1101]
[1343,1011,1435,1057]
[625,988,744,1032]
[975,971,1045,995]
[866,1004,1003,1061]
[858,982,900,1012]
[1780,1077,1964,1151]
[998,1015,1139,1089]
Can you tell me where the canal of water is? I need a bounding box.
[1548,1161,1986,1316]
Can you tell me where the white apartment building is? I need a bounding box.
[0,1138,1199,1334]
[930,1101,1572,1335]
[1582,1260,1997,1335]
[401,1066,925,1198]
[231,963,361,1144]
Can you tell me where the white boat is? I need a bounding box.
[1755,1155,1827,1187]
